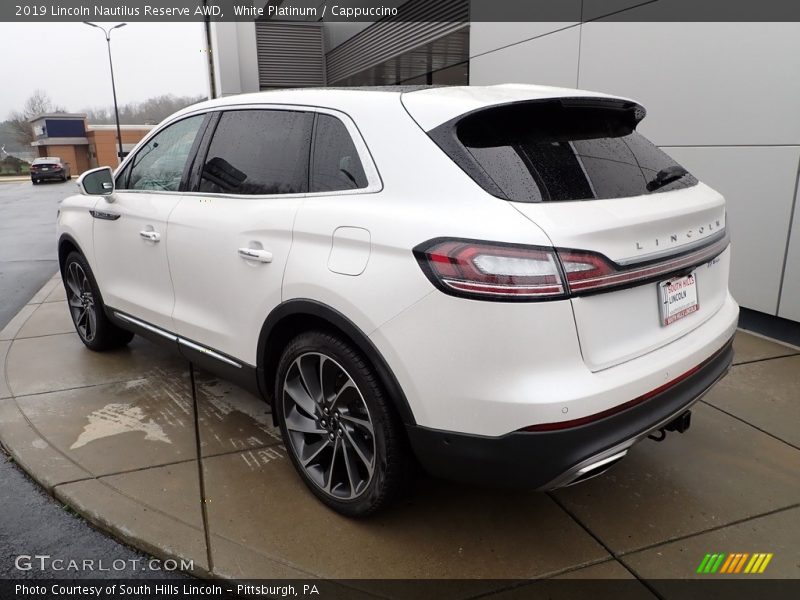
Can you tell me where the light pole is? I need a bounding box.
[84,22,126,164]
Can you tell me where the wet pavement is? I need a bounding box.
[0,179,62,328]
[1,275,799,594]
[0,179,187,579]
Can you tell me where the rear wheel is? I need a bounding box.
[63,251,134,351]
[275,331,411,517]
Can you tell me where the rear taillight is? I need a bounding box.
[413,239,566,300]
[414,230,728,301]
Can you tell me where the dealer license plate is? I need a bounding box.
[658,272,699,326]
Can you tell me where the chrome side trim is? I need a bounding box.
[114,312,177,342]
[178,338,242,369]
[113,311,243,369]
[89,210,121,221]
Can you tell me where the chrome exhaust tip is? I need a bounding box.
[564,449,628,487]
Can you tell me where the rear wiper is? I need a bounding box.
[646,165,688,192]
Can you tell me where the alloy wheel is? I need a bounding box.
[282,352,376,500]
[65,262,97,342]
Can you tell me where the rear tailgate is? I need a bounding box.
[511,185,729,370]
[403,86,732,372]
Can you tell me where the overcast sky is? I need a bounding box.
[0,22,209,119]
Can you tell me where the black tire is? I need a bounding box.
[31,179,38,185]
[62,251,134,351]
[275,330,411,517]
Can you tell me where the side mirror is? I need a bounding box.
[78,167,114,198]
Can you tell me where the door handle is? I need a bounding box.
[139,230,161,242]
[238,248,273,263]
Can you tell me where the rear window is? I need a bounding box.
[430,99,697,202]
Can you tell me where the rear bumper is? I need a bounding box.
[406,337,733,489]
[31,169,65,180]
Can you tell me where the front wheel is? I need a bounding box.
[275,331,411,517]
[63,252,134,351]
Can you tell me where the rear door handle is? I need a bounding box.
[139,230,161,242]
[238,248,273,263]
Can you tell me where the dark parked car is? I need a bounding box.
[31,157,71,184]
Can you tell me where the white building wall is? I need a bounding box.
[210,22,260,96]
[470,21,800,321]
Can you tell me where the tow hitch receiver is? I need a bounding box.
[648,410,692,442]
[666,410,692,433]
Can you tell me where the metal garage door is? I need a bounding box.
[326,0,468,85]
[255,22,326,88]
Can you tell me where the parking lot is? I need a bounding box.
[1,180,799,595]
[0,179,64,327]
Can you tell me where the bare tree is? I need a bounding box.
[81,94,205,126]
[7,90,64,146]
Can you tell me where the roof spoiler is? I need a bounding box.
[558,97,647,126]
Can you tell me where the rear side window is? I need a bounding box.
[431,100,697,202]
[310,114,368,192]
[199,109,313,195]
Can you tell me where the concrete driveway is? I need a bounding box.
[1,271,799,595]
[0,178,193,579]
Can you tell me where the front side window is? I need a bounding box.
[310,114,368,192]
[125,115,205,191]
[114,162,131,189]
[199,110,313,195]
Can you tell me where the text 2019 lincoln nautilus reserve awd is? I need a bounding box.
[57,84,738,516]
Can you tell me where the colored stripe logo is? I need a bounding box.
[697,553,773,574]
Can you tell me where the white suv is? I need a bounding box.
[58,85,738,516]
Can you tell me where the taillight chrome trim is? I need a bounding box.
[414,230,729,302]
[559,228,730,296]
[616,229,727,267]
